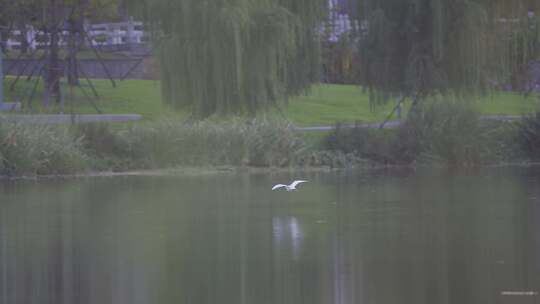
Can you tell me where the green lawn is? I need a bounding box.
[3,77,187,120]
[284,85,397,126]
[3,79,539,125]
[473,92,539,116]
[285,85,540,126]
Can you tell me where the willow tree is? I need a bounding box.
[347,0,540,105]
[133,0,326,118]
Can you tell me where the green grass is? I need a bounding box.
[0,118,311,176]
[473,92,540,116]
[284,85,540,126]
[3,77,187,121]
[284,85,397,126]
[69,79,187,120]
[3,79,539,125]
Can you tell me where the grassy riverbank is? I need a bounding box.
[2,102,540,177]
[2,79,540,177]
[0,118,334,177]
[3,78,539,125]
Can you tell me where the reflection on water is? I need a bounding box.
[272,216,303,260]
[0,167,539,304]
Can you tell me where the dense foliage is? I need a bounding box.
[132,0,327,118]
[0,119,88,176]
[347,0,540,103]
[323,100,517,166]
[517,112,540,160]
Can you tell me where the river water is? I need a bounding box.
[1,167,539,304]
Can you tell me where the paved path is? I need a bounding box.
[297,115,526,131]
[0,113,526,127]
[0,114,142,124]
[299,121,402,131]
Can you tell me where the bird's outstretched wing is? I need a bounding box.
[290,180,308,188]
[272,184,287,190]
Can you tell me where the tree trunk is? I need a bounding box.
[44,0,62,106]
[66,19,80,85]
[19,27,29,54]
[66,0,90,85]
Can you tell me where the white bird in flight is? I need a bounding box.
[272,180,308,191]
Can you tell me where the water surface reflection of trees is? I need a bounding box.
[0,170,539,304]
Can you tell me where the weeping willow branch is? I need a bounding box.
[131,0,326,118]
[352,0,540,105]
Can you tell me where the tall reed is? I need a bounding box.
[0,119,88,176]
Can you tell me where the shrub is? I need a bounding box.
[242,119,306,167]
[398,101,483,165]
[516,112,540,160]
[401,101,514,166]
[323,123,400,164]
[74,118,307,169]
[296,150,366,168]
[74,123,129,156]
[0,119,88,176]
[72,123,138,171]
[322,100,510,166]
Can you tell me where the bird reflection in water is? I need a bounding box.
[272,216,303,260]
